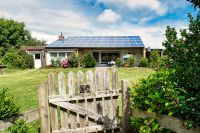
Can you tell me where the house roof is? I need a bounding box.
[46,36,145,48]
[21,46,45,51]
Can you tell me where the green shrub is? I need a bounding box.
[51,58,60,67]
[131,116,173,133]
[17,51,34,69]
[161,14,200,127]
[7,119,30,133]
[115,58,123,67]
[139,57,149,67]
[130,70,184,116]
[2,51,17,68]
[0,88,20,120]
[82,53,96,68]
[0,57,3,65]
[68,52,80,68]
[127,54,135,67]
[149,50,161,68]
[2,50,34,69]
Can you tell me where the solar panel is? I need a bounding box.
[46,35,145,48]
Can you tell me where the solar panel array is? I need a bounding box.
[46,36,145,48]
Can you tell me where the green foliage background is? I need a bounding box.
[130,12,200,129]
[0,88,20,120]
[0,18,46,57]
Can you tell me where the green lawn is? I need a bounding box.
[0,67,154,112]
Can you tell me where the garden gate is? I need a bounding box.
[38,68,128,133]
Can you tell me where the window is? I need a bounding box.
[67,52,73,57]
[50,53,57,58]
[35,54,40,59]
[59,52,65,58]
[128,52,135,55]
[93,52,99,62]
[101,52,119,63]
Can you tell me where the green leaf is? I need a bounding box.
[147,108,154,113]
[168,111,174,116]
[145,100,151,105]
[165,102,171,107]
[149,118,155,123]
[144,120,148,125]
[155,92,160,98]
[147,93,155,99]
[152,124,159,131]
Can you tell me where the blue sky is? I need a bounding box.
[0,0,198,48]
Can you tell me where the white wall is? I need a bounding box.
[26,51,43,69]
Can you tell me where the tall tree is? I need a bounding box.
[163,13,200,92]
[0,18,46,56]
[187,0,200,9]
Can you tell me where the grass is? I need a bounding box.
[0,67,154,112]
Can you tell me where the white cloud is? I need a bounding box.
[31,31,57,44]
[138,16,154,24]
[0,0,189,49]
[97,9,121,23]
[98,0,166,15]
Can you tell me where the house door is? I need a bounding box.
[34,53,42,69]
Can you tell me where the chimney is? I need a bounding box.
[58,32,64,41]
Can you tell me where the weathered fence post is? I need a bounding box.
[68,71,77,129]
[112,68,118,91]
[121,80,132,133]
[58,72,68,130]
[112,68,118,126]
[38,82,50,133]
[48,73,59,131]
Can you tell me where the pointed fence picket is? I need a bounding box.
[39,68,121,133]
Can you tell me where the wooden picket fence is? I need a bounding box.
[38,68,128,133]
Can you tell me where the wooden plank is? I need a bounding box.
[77,70,85,128]
[49,93,119,103]
[121,80,132,133]
[77,70,84,90]
[112,68,119,127]
[86,70,96,126]
[75,99,80,128]
[95,69,104,118]
[38,82,50,133]
[50,101,104,122]
[103,69,110,126]
[58,72,68,130]
[103,69,110,91]
[68,71,76,129]
[68,71,75,95]
[86,70,94,92]
[48,72,59,131]
[112,68,118,91]
[52,125,120,133]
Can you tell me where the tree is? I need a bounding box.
[149,50,161,68]
[162,13,200,126]
[187,0,200,9]
[0,18,46,56]
[163,13,200,92]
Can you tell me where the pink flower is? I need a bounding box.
[61,58,69,68]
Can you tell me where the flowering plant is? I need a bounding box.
[60,58,69,68]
